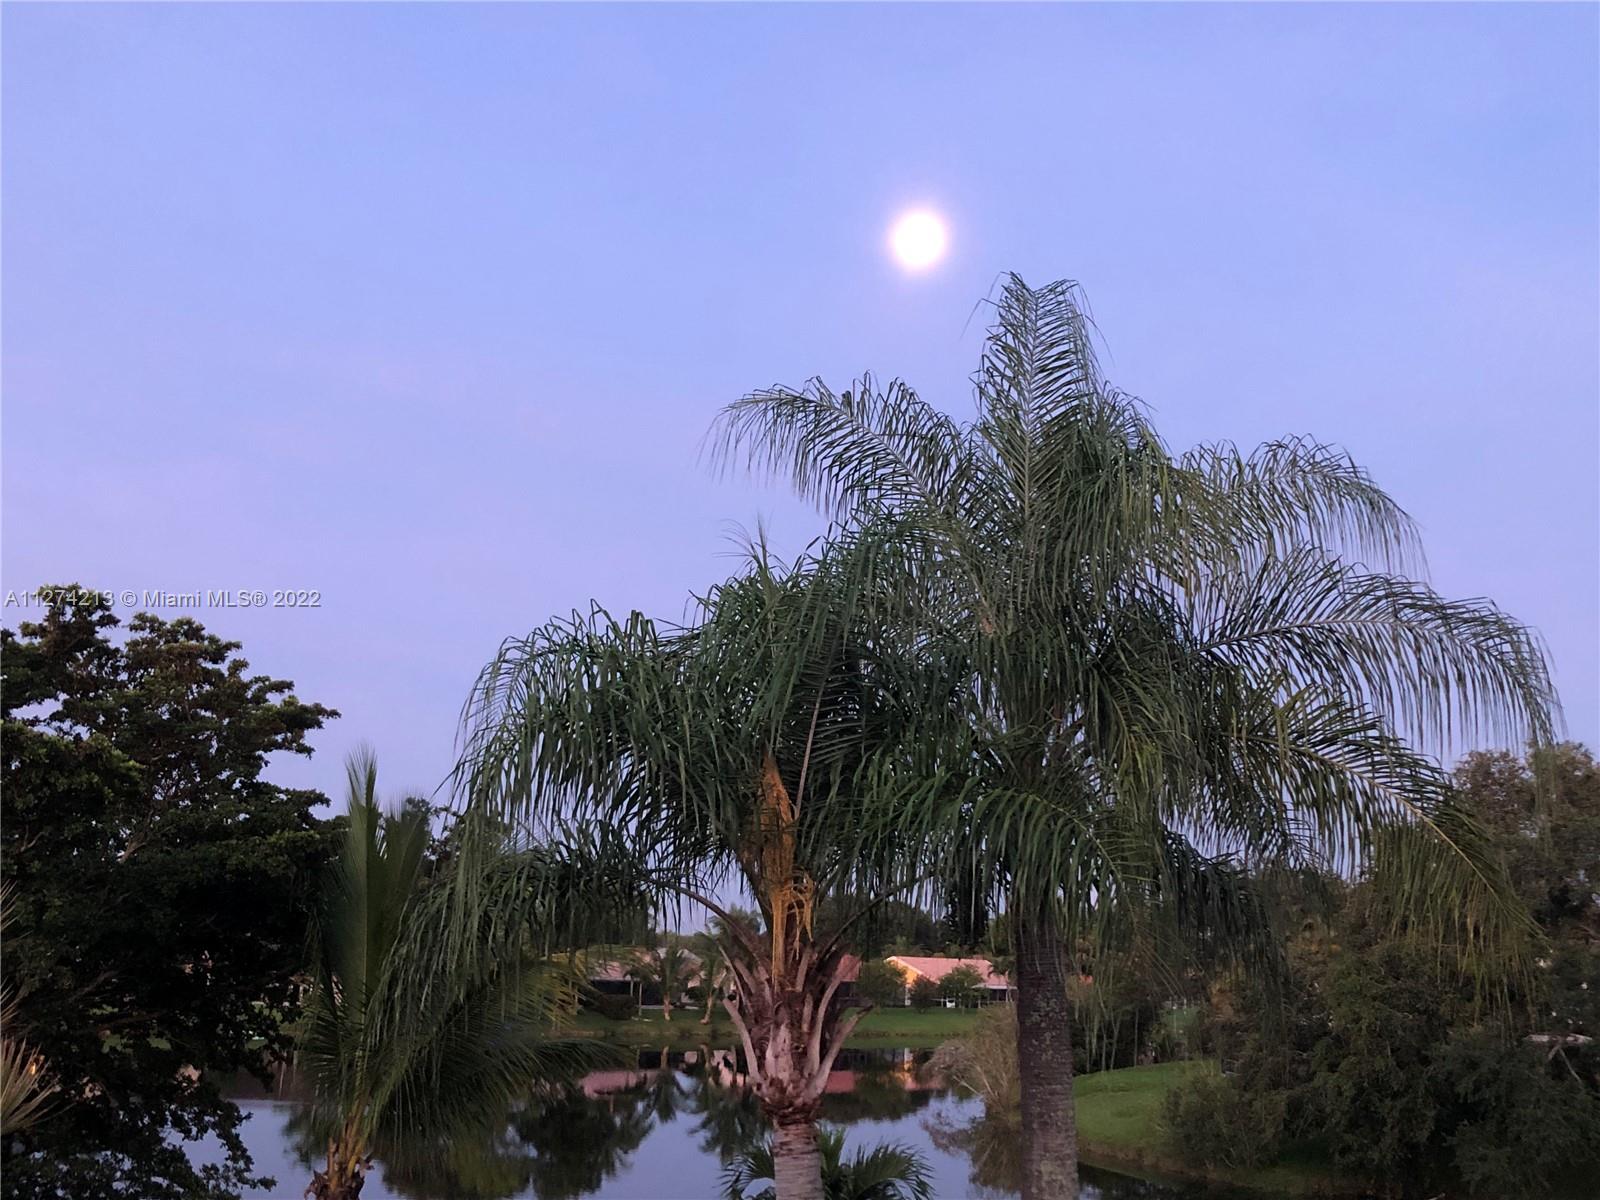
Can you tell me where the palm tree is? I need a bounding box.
[629,940,695,1022]
[457,539,951,1200]
[0,887,58,1137]
[298,750,613,1200]
[691,932,731,1024]
[711,273,1556,1198]
[723,1125,933,1200]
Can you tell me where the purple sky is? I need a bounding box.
[4,3,1596,807]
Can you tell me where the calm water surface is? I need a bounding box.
[210,1048,1224,1200]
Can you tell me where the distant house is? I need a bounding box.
[585,956,642,1000]
[834,953,863,1002]
[884,955,1012,1005]
[583,947,702,1009]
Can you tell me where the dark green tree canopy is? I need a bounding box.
[853,960,908,1009]
[2,588,338,1200]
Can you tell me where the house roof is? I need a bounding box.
[584,947,702,984]
[586,959,636,983]
[586,948,860,984]
[886,955,1010,990]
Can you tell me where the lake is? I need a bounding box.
[209,1047,1227,1200]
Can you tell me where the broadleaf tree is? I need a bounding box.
[1,589,337,1200]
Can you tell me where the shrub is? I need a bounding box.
[909,978,940,1010]
[855,960,905,1009]
[1433,1033,1600,1198]
[591,992,639,1022]
[927,1004,1018,1111]
[1161,1068,1284,1170]
[938,965,984,1008]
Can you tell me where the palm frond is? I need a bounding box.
[710,271,1558,986]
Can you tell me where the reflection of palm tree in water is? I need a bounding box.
[639,1057,692,1125]
[285,1106,540,1200]
[285,1049,956,1200]
[512,1083,655,1200]
[926,1112,1021,1198]
[286,1081,654,1200]
[926,1113,1195,1200]
[684,1050,766,1163]
[367,1126,539,1200]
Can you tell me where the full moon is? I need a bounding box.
[888,209,949,271]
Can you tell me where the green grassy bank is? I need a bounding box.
[1073,1062,1363,1196]
[566,1005,981,1049]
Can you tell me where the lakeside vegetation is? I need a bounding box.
[1072,1064,1359,1196]
[567,1007,984,1049]
[920,739,1600,1198]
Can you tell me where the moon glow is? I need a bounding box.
[888,209,949,271]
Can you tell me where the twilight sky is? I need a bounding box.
[4,3,1596,805]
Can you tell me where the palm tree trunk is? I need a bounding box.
[306,1137,366,1200]
[770,1111,824,1200]
[1015,915,1078,1200]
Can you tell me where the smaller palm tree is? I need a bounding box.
[629,941,696,1022]
[724,1125,933,1200]
[691,933,731,1025]
[298,750,613,1200]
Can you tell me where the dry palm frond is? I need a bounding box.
[0,992,60,1135]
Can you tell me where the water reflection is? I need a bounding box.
[924,1113,1232,1200]
[216,1047,1198,1200]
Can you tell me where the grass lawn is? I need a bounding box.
[1074,1062,1364,1196]
[566,1004,980,1049]
[851,1005,982,1044]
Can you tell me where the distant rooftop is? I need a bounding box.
[885,955,1009,990]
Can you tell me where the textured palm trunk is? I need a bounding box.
[771,1111,824,1200]
[720,941,865,1200]
[715,752,870,1199]
[1015,915,1079,1200]
[720,953,857,1196]
[305,1134,367,1200]
[701,975,716,1024]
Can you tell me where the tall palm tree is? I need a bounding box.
[298,750,613,1200]
[711,273,1556,1198]
[457,539,951,1200]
